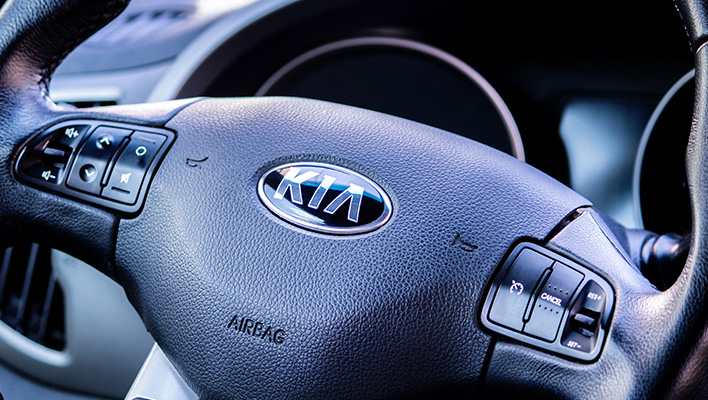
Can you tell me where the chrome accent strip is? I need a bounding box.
[632,69,694,228]
[0,247,12,302]
[256,36,525,161]
[16,244,39,321]
[37,270,57,340]
[125,343,198,400]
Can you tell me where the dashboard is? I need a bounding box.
[0,0,696,398]
[147,0,694,231]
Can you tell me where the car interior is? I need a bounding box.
[0,0,707,398]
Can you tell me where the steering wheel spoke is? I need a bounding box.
[0,95,201,277]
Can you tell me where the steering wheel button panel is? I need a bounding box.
[16,120,175,214]
[102,132,166,205]
[523,262,584,341]
[488,248,554,331]
[481,243,615,361]
[67,126,132,195]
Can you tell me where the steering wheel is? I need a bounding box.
[1,0,708,398]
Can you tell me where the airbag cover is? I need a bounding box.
[114,97,588,399]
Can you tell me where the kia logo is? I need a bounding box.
[258,162,392,234]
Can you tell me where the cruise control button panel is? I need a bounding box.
[481,243,615,362]
[15,120,175,214]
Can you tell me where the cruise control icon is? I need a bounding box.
[510,280,524,295]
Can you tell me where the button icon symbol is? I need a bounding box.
[541,292,562,307]
[587,292,602,301]
[186,157,208,169]
[510,280,524,295]
[65,127,79,139]
[120,172,132,184]
[41,170,56,181]
[566,341,582,350]
[135,146,147,157]
[96,135,113,150]
[79,165,97,183]
[451,233,478,252]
